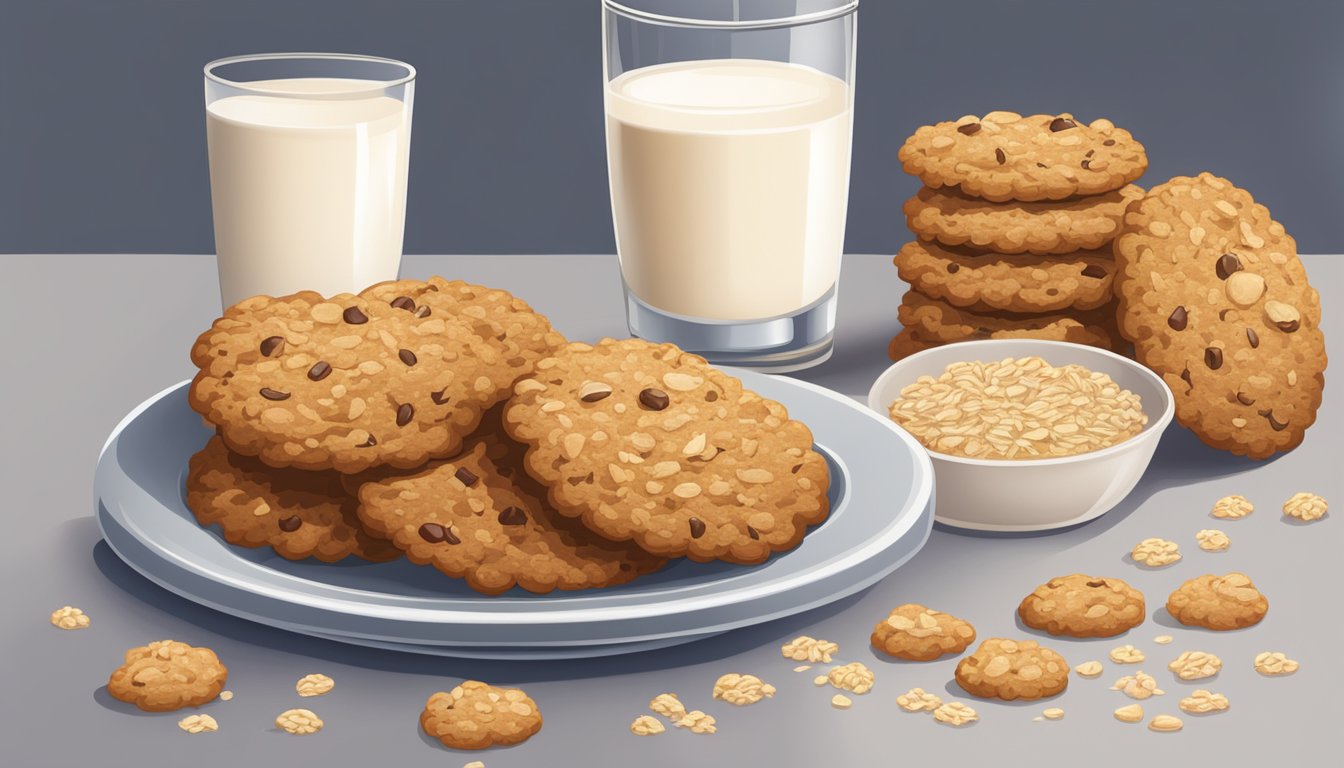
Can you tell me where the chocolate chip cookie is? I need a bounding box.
[187,436,400,563]
[420,681,542,750]
[1166,572,1268,630]
[1113,174,1326,458]
[895,291,1120,351]
[871,604,977,661]
[904,184,1144,255]
[894,240,1116,313]
[503,339,831,564]
[1018,574,1146,638]
[954,638,1069,701]
[898,112,1148,202]
[356,428,664,595]
[107,640,228,712]
[189,279,563,473]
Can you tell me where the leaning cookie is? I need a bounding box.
[1113,173,1326,458]
[186,436,400,563]
[107,640,228,712]
[894,241,1116,314]
[898,111,1147,202]
[503,339,831,564]
[357,430,664,595]
[954,638,1069,701]
[1166,572,1268,630]
[421,681,542,750]
[871,604,976,661]
[1018,574,1145,638]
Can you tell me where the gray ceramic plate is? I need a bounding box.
[95,372,934,659]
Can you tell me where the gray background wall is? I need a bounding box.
[3,0,1343,255]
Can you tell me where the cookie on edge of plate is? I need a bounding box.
[420,681,542,750]
[1166,572,1268,630]
[187,436,400,563]
[357,428,664,595]
[107,640,228,712]
[954,638,1069,701]
[894,240,1116,314]
[904,184,1144,255]
[503,338,831,564]
[1018,574,1145,638]
[1113,173,1326,458]
[898,111,1148,202]
[871,604,977,661]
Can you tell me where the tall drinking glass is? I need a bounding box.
[204,53,415,308]
[603,0,857,371]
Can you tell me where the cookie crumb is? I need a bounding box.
[896,687,942,713]
[711,674,775,706]
[276,708,323,735]
[1179,690,1229,714]
[1109,645,1144,664]
[296,673,334,697]
[781,635,838,663]
[1074,660,1104,677]
[1114,704,1144,723]
[1196,529,1230,551]
[1131,538,1181,567]
[792,665,812,672]
[178,714,218,734]
[674,710,716,734]
[932,702,977,726]
[629,715,665,736]
[1148,714,1183,732]
[464,762,485,768]
[826,662,874,694]
[830,694,852,709]
[649,693,686,721]
[1111,671,1165,699]
[1211,495,1253,519]
[1169,651,1222,680]
[1283,493,1328,522]
[1153,635,1174,645]
[49,606,90,630]
[1254,651,1300,676]
[1042,707,1065,720]
[219,690,234,701]
[812,675,828,686]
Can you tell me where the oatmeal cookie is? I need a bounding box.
[898,111,1147,201]
[421,681,542,750]
[904,184,1143,255]
[1166,572,1268,630]
[187,436,399,563]
[1113,173,1327,458]
[954,638,1069,701]
[895,240,1116,314]
[871,604,976,661]
[896,291,1121,349]
[503,339,830,564]
[107,640,227,712]
[1018,574,1145,638]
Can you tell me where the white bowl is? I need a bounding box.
[867,339,1174,532]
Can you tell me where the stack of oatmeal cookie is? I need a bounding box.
[184,279,830,595]
[889,111,1148,359]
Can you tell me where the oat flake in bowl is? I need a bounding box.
[887,356,1148,460]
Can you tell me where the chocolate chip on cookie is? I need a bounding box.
[898,112,1148,202]
[1113,173,1326,458]
[503,339,831,564]
[894,241,1116,314]
[421,681,542,750]
[186,436,400,563]
[1018,574,1145,638]
[954,638,1069,701]
[1166,572,1268,630]
[871,604,977,661]
[107,640,228,712]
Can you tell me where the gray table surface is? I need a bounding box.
[1,253,1339,767]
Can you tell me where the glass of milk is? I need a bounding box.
[603,1,857,371]
[204,53,415,308]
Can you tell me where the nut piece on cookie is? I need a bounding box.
[503,339,830,564]
[870,603,976,661]
[954,638,1069,701]
[1018,574,1146,638]
[107,640,228,712]
[420,681,542,750]
[1166,572,1268,630]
